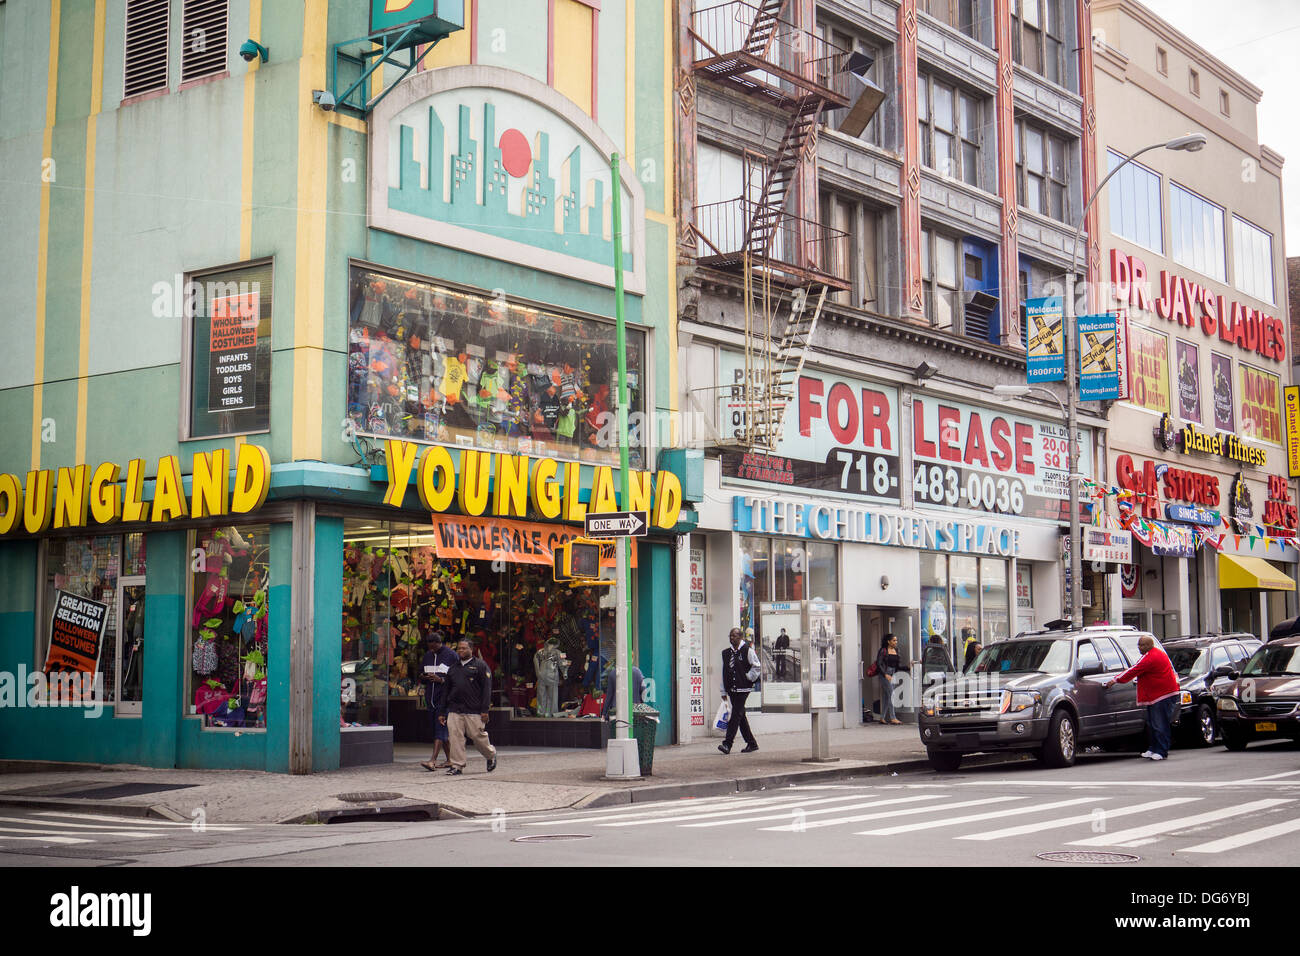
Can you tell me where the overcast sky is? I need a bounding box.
[1137,0,1300,255]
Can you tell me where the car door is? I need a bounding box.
[1095,637,1138,734]
[1073,641,1109,738]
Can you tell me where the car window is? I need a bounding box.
[1242,643,1300,677]
[1210,646,1231,670]
[969,639,1073,674]
[1094,637,1125,671]
[1076,641,1101,670]
[1114,634,1147,665]
[1168,647,1206,676]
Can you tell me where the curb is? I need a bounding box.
[0,795,177,820]
[284,800,441,825]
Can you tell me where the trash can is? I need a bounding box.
[632,703,659,775]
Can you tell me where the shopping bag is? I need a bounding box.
[714,699,731,731]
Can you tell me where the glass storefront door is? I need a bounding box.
[115,577,146,716]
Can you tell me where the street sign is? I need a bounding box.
[584,511,648,538]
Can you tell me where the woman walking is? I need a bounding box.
[876,633,903,725]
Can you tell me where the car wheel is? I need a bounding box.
[1041,709,1077,768]
[1191,704,1216,747]
[927,750,962,772]
[1222,726,1249,752]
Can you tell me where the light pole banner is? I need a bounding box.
[1077,313,1121,401]
[1024,296,1065,382]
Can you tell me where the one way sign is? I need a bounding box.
[584,511,649,538]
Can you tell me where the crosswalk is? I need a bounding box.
[0,811,245,846]
[479,786,1300,856]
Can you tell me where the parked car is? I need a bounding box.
[1163,633,1261,746]
[1214,635,1300,750]
[917,624,1154,771]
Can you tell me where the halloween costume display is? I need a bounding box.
[346,269,645,469]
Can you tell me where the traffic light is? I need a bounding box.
[553,539,603,583]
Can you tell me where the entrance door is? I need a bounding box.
[859,607,916,722]
[115,576,146,717]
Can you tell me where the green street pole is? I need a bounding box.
[608,152,639,776]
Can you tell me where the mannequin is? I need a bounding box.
[533,637,564,717]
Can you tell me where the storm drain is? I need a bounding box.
[1036,850,1141,864]
[336,791,404,803]
[512,833,593,844]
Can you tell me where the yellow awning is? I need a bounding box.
[1218,553,1296,591]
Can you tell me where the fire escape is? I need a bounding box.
[689,1,877,451]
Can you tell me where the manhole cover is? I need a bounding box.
[336,791,404,803]
[511,833,592,843]
[1036,850,1141,864]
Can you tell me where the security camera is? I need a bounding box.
[312,90,336,112]
[239,40,268,63]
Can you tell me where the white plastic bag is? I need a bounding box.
[714,699,731,730]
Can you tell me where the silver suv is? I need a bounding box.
[917,624,1156,771]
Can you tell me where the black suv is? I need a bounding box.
[1214,635,1300,749]
[1163,633,1261,746]
[917,624,1155,771]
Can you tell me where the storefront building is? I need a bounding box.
[673,1,1106,735]
[0,1,692,773]
[1091,0,1296,637]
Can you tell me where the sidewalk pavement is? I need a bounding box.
[0,722,1005,824]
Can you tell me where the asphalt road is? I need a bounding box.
[2,741,1298,867]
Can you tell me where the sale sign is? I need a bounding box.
[1127,324,1170,414]
[910,397,1092,521]
[719,351,901,503]
[1239,363,1281,445]
[43,591,109,681]
[207,292,260,412]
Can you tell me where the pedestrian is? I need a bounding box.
[420,630,459,771]
[600,661,645,720]
[875,633,903,725]
[963,641,983,672]
[718,626,760,754]
[440,639,498,776]
[1104,635,1180,760]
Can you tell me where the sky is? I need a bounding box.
[1137,0,1300,255]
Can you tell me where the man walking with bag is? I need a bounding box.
[719,627,761,754]
[440,639,498,776]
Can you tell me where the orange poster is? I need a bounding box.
[428,514,635,568]
[1239,363,1282,445]
[1127,325,1170,414]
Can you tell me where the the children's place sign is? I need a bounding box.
[380,439,683,529]
[0,444,271,536]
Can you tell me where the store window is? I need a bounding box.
[188,524,270,729]
[739,535,771,634]
[342,519,610,735]
[42,535,147,706]
[1016,118,1071,222]
[184,259,273,439]
[1231,216,1275,305]
[980,559,1009,647]
[950,556,980,665]
[807,541,838,603]
[1107,150,1163,254]
[1169,182,1226,283]
[741,536,840,632]
[347,266,646,469]
[918,73,984,189]
[920,552,1011,670]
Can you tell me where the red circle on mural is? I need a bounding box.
[499,128,531,178]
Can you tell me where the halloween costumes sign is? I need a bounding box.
[207,292,260,411]
[43,591,109,681]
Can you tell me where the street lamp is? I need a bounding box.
[1060,132,1207,627]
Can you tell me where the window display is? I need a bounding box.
[43,534,146,704]
[347,267,646,468]
[342,520,613,739]
[188,524,270,729]
[921,553,1011,673]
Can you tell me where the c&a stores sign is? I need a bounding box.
[379,439,683,529]
[0,445,271,536]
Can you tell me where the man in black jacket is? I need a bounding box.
[719,627,760,754]
[439,639,498,776]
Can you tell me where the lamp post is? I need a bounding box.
[1053,133,1206,627]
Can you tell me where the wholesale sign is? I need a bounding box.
[719,351,901,503]
[911,397,1092,521]
[1127,324,1170,413]
[1286,386,1300,478]
[1077,313,1120,401]
[1239,363,1282,445]
[207,292,260,412]
[1025,296,1065,382]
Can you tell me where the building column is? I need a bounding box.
[675,0,697,267]
[288,500,316,774]
[1172,555,1191,638]
[993,0,1021,348]
[897,0,924,320]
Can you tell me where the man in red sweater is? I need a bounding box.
[1105,636,1181,760]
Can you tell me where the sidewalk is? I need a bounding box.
[0,722,975,824]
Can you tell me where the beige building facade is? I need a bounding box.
[1091,0,1295,639]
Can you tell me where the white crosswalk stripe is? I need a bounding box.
[680,795,949,828]
[522,794,792,827]
[1067,798,1294,847]
[761,796,1023,832]
[1180,816,1300,854]
[856,797,1104,836]
[593,793,877,828]
[956,798,1202,841]
[32,811,243,830]
[0,812,248,847]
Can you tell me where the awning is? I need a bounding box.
[1218,553,1297,591]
